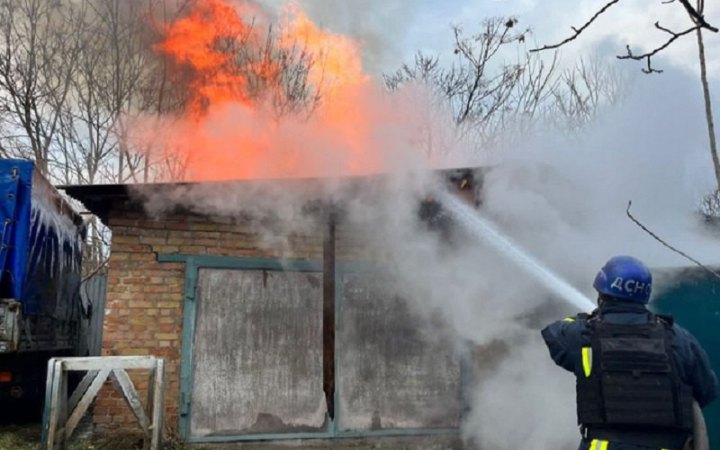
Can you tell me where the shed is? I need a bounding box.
[62,170,479,447]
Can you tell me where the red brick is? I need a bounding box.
[112,235,140,245]
[154,333,177,340]
[127,301,153,309]
[139,236,168,246]
[94,415,112,424]
[130,253,156,261]
[188,223,220,231]
[96,205,326,435]
[178,245,206,253]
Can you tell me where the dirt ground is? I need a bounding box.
[0,426,463,450]
[0,425,72,450]
[0,425,189,450]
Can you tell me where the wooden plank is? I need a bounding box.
[42,357,166,450]
[150,359,165,450]
[45,360,64,450]
[144,366,156,450]
[146,366,156,419]
[63,369,111,440]
[68,370,99,413]
[40,358,57,450]
[58,369,68,447]
[62,356,156,371]
[110,369,150,436]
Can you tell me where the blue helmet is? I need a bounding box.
[593,255,652,303]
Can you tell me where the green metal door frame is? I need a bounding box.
[159,254,460,443]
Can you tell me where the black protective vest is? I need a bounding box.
[576,313,694,433]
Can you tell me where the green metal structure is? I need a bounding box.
[651,268,720,447]
[158,254,461,443]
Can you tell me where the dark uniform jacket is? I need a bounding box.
[542,300,718,450]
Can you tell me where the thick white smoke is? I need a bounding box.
[481,67,720,286]
[134,24,720,450]
[254,0,423,73]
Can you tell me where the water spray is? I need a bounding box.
[434,189,596,312]
[436,188,710,450]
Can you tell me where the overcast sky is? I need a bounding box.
[259,0,720,78]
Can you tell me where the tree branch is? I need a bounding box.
[626,201,720,281]
[654,22,676,36]
[530,0,622,52]
[677,0,717,31]
[531,0,716,60]
[617,22,700,73]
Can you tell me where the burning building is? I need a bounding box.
[58,1,494,443]
[63,170,480,446]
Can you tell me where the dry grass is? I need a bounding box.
[0,425,38,450]
[0,425,192,450]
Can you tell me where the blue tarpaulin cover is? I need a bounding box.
[0,160,83,318]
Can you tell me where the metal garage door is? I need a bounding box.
[174,256,462,443]
[336,270,461,432]
[188,267,326,438]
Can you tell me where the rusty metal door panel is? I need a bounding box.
[190,268,326,437]
[337,272,461,431]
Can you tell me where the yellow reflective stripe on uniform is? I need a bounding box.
[563,316,575,322]
[582,347,592,377]
[589,439,609,450]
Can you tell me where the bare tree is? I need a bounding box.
[387,19,529,128]
[0,0,331,277]
[386,18,625,154]
[693,0,719,196]
[530,0,720,197]
[0,0,87,174]
[549,58,626,131]
[119,0,192,183]
[530,0,717,73]
[116,0,324,182]
[385,18,537,152]
[0,0,336,187]
[155,19,321,121]
[54,0,164,186]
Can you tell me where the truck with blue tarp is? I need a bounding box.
[0,159,86,419]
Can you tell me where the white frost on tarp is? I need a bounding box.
[25,171,83,281]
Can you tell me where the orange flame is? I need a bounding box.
[136,0,426,182]
[157,0,265,114]
[280,4,368,94]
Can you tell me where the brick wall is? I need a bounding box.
[95,203,325,435]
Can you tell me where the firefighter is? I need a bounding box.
[541,255,718,450]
